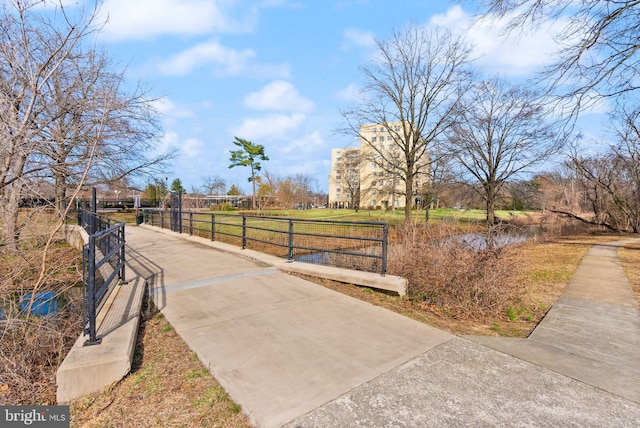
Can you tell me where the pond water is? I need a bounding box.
[454,232,526,249]
[294,251,332,264]
[450,225,538,250]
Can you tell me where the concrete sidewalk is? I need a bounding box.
[291,239,640,427]
[126,226,452,427]
[126,227,640,427]
[468,239,640,402]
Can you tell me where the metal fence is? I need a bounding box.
[144,209,388,275]
[79,209,126,345]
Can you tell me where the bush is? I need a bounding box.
[0,312,82,404]
[0,240,83,405]
[209,203,237,212]
[388,223,524,320]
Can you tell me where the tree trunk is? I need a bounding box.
[486,183,497,225]
[55,171,67,218]
[404,171,414,224]
[251,167,256,210]
[0,181,23,252]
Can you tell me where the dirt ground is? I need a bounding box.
[69,300,252,428]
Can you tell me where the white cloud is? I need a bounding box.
[152,97,194,118]
[158,130,204,157]
[431,5,567,77]
[342,28,376,51]
[157,131,179,156]
[243,81,314,112]
[157,40,290,78]
[230,113,306,140]
[335,83,361,102]
[158,40,255,76]
[429,4,468,31]
[100,0,251,41]
[282,131,324,154]
[181,138,205,159]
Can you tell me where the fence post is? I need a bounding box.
[84,235,101,346]
[242,215,247,249]
[381,223,388,276]
[178,192,183,233]
[77,198,82,225]
[90,188,97,235]
[288,219,294,260]
[211,214,215,241]
[119,225,126,283]
[161,210,164,229]
[189,212,193,235]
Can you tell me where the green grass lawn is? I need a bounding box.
[242,207,531,225]
[111,207,533,225]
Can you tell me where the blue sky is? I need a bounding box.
[86,0,606,193]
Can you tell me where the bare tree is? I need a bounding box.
[448,77,561,224]
[0,0,173,251]
[556,104,640,232]
[291,174,315,208]
[341,25,473,223]
[257,171,316,209]
[479,0,640,115]
[0,0,101,251]
[332,148,361,209]
[201,174,226,195]
[39,46,170,216]
[419,144,455,220]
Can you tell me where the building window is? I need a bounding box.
[372,136,377,142]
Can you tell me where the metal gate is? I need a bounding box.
[170,191,182,232]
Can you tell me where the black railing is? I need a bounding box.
[144,210,388,275]
[79,209,126,345]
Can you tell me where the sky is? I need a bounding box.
[71,0,607,193]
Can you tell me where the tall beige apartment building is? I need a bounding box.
[328,122,429,210]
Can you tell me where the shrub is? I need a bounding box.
[0,240,83,405]
[388,222,524,320]
[0,313,82,404]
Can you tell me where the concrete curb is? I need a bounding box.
[56,225,146,403]
[139,223,407,296]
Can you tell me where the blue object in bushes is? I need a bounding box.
[20,291,60,316]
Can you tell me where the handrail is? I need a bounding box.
[79,209,126,345]
[144,209,388,275]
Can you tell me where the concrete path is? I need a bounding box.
[126,227,640,427]
[468,239,640,402]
